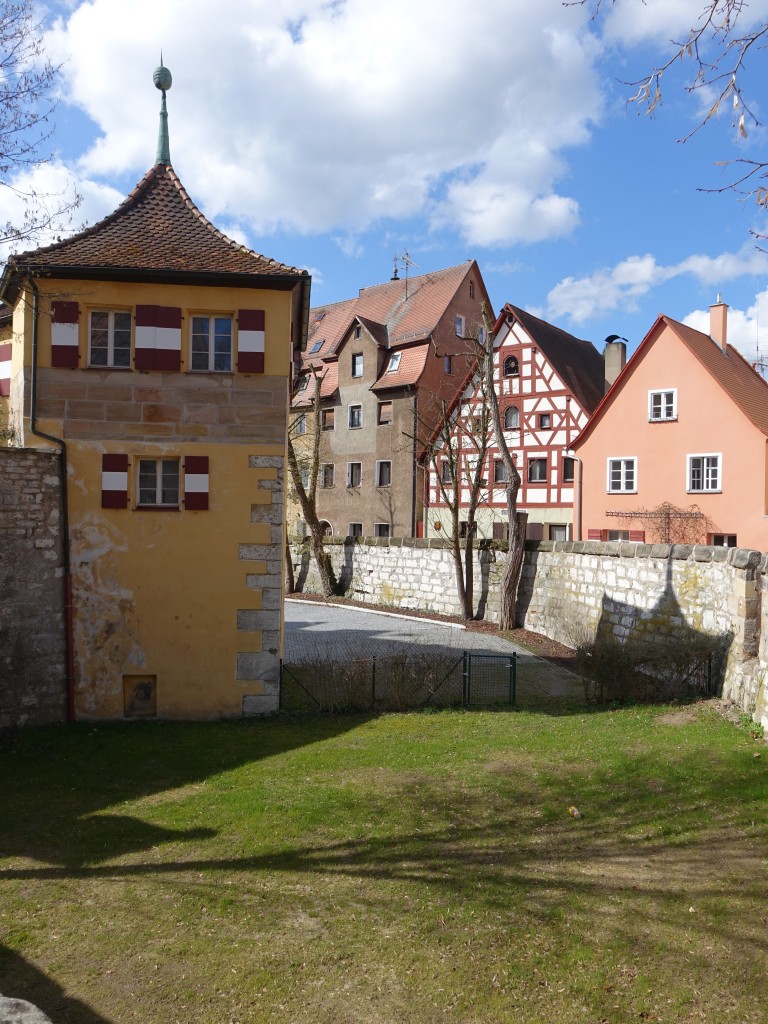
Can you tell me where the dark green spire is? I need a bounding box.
[153,58,173,165]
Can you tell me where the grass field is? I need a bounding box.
[0,704,766,1024]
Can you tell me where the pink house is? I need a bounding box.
[573,302,768,550]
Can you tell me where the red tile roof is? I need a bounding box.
[574,313,768,446]
[292,362,339,407]
[4,164,306,282]
[370,344,430,391]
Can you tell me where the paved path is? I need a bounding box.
[284,600,582,704]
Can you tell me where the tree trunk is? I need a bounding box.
[499,510,527,630]
[285,538,296,594]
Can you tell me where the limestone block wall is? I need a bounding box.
[0,448,66,727]
[289,538,767,727]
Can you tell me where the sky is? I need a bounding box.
[5,0,768,363]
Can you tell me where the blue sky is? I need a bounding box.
[6,0,768,361]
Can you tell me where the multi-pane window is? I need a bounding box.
[349,523,363,537]
[649,389,677,421]
[607,458,636,493]
[191,315,233,372]
[321,464,334,488]
[374,523,391,538]
[711,533,737,547]
[89,310,131,367]
[351,353,363,377]
[138,458,180,507]
[378,401,393,425]
[299,465,309,487]
[504,406,519,429]
[321,408,335,431]
[493,460,508,484]
[347,462,362,487]
[688,454,720,492]
[295,413,307,435]
[348,405,362,429]
[528,458,547,483]
[562,457,575,483]
[376,461,392,486]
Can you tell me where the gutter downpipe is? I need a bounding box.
[411,390,418,538]
[28,277,75,721]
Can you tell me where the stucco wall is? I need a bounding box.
[289,537,768,728]
[0,448,66,727]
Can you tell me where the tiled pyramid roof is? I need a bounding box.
[5,164,306,281]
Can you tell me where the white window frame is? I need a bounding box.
[190,314,233,372]
[386,352,401,373]
[687,453,721,493]
[539,413,552,429]
[348,404,362,429]
[648,388,677,422]
[503,355,519,378]
[351,352,363,378]
[374,523,391,538]
[347,462,362,487]
[527,458,547,483]
[455,314,466,337]
[89,309,132,368]
[607,457,637,493]
[295,413,307,435]
[137,458,180,508]
[376,460,392,487]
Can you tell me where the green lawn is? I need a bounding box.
[0,705,766,1024]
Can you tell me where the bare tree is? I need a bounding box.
[477,305,527,631]
[286,368,339,597]
[574,0,768,214]
[425,393,492,620]
[0,0,79,247]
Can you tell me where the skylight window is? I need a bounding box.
[314,312,326,323]
[387,352,402,373]
[309,339,324,354]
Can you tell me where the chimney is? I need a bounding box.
[604,338,627,392]
[710,297,728,351]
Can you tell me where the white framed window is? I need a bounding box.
[349,522,363,537]
[351,352,363,377]
[649,389,677,421]
[607,457,637,493]
[299,465,309,488]
[386,352,401,373]
[711,533,737,547]
[89,310,131,368]
[494,460,508,484]
[137,458,180,507]
[455,314,465,336]
[503,355,518,378]
[347,462,362,487]
[378,401,393,425]
[374,523,390,538]
[504,406,519,429]
[376,460,392,486]
[538,413,551,429]
[607,529,629,541]
[294,413,306,435]
[321,464,334,488]
[294,374,309,393]
[528,458,547,483]
[348,404,362,428]
[688,453,721,492]
[191,315,233,372]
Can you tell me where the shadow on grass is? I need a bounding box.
[0,715,367,867]
[0,945,114,1023]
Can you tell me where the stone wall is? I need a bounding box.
[0,449,66,727]
[289,538,768,728]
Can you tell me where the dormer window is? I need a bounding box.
[386,352,401,373]
[354,324,362,340]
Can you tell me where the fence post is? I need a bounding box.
[372,657,376,709]
[279,659,283,711]
[462,651,469,706]
[508,653,516,705]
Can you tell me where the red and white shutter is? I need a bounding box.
[51,301,79,368]
[102,454,129,509]
[135,305,182,371]
[184,455,209,510]
[629,530,645,542]
[587,529,602,541]
[0,342,11,398]
[237,309,265,373]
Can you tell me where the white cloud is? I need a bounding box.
[42,0,603,247]
[546,246,768,324]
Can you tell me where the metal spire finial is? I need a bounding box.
[153,56,173,165]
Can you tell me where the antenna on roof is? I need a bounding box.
[392,250,419,300]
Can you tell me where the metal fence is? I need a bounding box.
[280,651,518,713]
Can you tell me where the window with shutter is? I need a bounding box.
[51,301,80,368]
[237,309,265,373]
[135,305,182,371]
[184,455,209,510]
[102,453,129,509]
